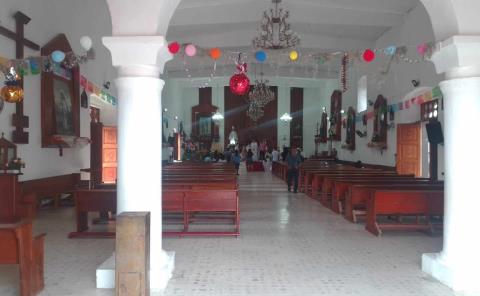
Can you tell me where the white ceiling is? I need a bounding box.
[165,0,419,77]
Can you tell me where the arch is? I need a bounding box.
[419,0,480,41]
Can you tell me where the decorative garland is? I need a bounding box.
[353,86,443,122]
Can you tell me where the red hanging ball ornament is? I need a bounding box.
[168,42,180,54]
[363,49,375,63]
[229,62,250,96]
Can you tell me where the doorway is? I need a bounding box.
[396,122,422,177]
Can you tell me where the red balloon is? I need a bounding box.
[229,73,250,96]
[168,42,180,54]
[363,49,375,62]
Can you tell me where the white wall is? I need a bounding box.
[0,0,115,181]
[320,4,444,179]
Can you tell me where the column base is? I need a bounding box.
[151,251,176,292]
[96,251,175,293]
[422,252,480,293]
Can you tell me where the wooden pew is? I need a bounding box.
[365,189,444,236]
[0,220,46,296]
[69,186,239,238]
[310,171,398,202]
[21,173,80,208]
[328,176,432,213]
[163,189,239,237]
[68,189,117,238]
[344,183,444,223]
[0,174,37,222]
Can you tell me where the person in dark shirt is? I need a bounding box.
[246,149,253,164]
[232,150,241,175]
[286,148,302,193]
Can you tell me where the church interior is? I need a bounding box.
[1,0,480,295]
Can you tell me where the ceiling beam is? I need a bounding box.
[171,1,407,28]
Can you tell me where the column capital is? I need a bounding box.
[431,35,480,79]
[102,36,172,78]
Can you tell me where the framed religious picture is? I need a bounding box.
[368,95,388,150]
[41,34,80,147]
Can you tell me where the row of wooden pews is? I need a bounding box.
[274,159,444,236]
[68,162,239,238]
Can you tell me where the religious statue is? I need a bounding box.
[228,126,238,146]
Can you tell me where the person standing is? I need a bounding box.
[286,148,302,193]
[272,147,280,162]
[233,150,241,175]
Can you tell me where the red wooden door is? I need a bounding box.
[102,127,117,183]
[396,123,422,177]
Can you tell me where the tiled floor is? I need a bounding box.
[0,167,472,296]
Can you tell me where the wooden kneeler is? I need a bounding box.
[0,220,46,296]
[116,212,150,296]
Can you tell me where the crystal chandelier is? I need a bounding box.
[247,101,265,122]
[248,73,275,108]
[253,0,300,50]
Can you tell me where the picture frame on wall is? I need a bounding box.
[41,34,80,147]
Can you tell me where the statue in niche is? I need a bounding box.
[228,126,238,146]
[319,111,328,143]
[343,107,356,151]
[368,95,388,150]
[329,90,342,141]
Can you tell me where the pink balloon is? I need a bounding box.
[417,43,428,55]
[185,44,197,57]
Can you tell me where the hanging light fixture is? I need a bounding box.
[280,112,293,122]
[212,111,224,122]
[249,73,275,108]
[247,101,265,122]
[253,0,300,50]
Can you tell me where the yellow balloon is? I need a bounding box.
[289,50,299,61]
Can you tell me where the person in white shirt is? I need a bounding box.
[272,147,280,162]
[250,139,259,161]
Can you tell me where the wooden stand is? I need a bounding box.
[0,220,46,296]
[116,212,150,296]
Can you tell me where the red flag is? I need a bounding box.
[80,75,87,88]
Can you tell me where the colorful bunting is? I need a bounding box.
[354,87,443,123]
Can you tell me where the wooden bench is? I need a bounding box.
[68,189,117,238]
[0,220,46,296]
[344,184,444,223]
[310,171,399,202]
[327,176,430,213]
[21,173,80,208]
[365,189,444,236]
[69,186,239,238]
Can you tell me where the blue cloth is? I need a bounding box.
[233,155,241,165]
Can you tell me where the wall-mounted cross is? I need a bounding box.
[0,11,40,144]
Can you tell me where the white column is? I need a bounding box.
[422,36,480,293]
[103,36,174,292]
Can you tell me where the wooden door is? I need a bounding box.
[102,127,117,183]
[396,123,421,177]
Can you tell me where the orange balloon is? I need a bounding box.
[210,48,222,60]
[1,85,24,103]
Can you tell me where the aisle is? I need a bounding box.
[0,166,458,296]
[163,166,455,296]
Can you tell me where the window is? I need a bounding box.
[357,75,367,112]
[421,99,439,122]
